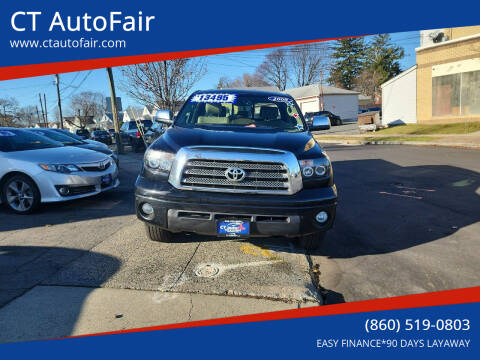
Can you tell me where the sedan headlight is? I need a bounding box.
[144,149,175,173]
[298,157,330,178]
[39,164,81,174]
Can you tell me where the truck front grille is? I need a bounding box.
[169,146,302,195]
[181,159,289,191]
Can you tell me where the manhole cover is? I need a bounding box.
[194,264,220,278]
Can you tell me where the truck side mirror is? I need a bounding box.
[311,116,331,131]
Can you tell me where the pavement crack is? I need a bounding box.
[167,241,202,292]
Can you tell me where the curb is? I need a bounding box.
[316,139,480,150]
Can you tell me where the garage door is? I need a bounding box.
[300,100,319,114]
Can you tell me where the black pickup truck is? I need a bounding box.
[135,89,337,249]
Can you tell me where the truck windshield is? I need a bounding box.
[175,93,305,132]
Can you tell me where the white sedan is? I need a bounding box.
[0,128,119,214]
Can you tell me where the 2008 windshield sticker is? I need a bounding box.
[191,93,237,103]
[268,96,293,105]
[0,130,16,136]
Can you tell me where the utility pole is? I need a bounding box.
[43,93,48,126]
[38,94,46,126]
[36,106,41,126]
[106,67,124,154]
[1,105,5,126]
[319,70,325,111]
[55,74,64,129]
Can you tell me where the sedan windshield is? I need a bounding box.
[28,129,84,146]
[0,129,63,152]
[175,93,305,132]
[54,129,85,141]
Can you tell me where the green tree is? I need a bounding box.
[328,38,366,89]
[360,34,405,100]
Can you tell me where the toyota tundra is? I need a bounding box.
[134,89,337,249]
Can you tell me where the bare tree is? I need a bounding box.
[15,105,40,127]
[0,97,19,126]
[65,91,104,129]
[256,49,289,90]
[69,91,104,118]
[216,72,270,89]
[354,68,382,102]
[121,59,206,113]
[289,43,331,87]
[216,76,232,89]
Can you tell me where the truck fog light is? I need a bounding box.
[302,166,314,177]
[141,203,154,215]
[58,186,70,196]
[315,211,328,223]
[315,165,327,176]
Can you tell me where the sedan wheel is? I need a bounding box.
[2,175,40,214]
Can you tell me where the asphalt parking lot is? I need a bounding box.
[1,143,479,342]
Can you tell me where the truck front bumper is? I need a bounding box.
[135,176,337,238]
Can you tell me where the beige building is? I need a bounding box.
[416,25,480,123]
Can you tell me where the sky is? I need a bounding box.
[0,30,419,118]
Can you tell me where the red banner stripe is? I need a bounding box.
[56,286,480,341]
[0,36,362,81]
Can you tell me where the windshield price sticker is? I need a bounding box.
[191,93,237,103]
[268,96,294,105]
[0,130,16,136]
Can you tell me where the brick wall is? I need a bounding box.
[416,36,480,124]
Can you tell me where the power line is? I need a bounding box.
[62,70,93,100]
[60,72,80,91]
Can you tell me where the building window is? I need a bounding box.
[461,71,480,115]
[432,70,480,117]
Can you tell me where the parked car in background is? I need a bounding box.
[305,111,342,126]
[27,128,119,167]
[0,128,119,214]
[90,130,112,145]
[107,129,116,140]
[120,120,153,152]
[75,129,90,139]
[54,129,110,149]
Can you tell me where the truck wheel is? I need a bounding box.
[145,224,172,242]
[298,232,325,251]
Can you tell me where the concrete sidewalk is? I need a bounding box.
[315,134,480,150]
[0,285,318,343]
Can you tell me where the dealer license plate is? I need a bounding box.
[217,220,250,237]
[101,174,112,186]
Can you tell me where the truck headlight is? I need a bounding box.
[298,157,330,178]
[39,164,81,174]
[145,149,175,173]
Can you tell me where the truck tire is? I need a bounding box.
[145,224,173,242]
[298,232,325,251]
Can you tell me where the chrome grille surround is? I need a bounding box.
[169,146,302,195]
[78,158,111,172]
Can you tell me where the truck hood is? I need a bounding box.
[154,126,323,158]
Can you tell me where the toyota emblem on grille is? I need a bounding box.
[225,167,246,182]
